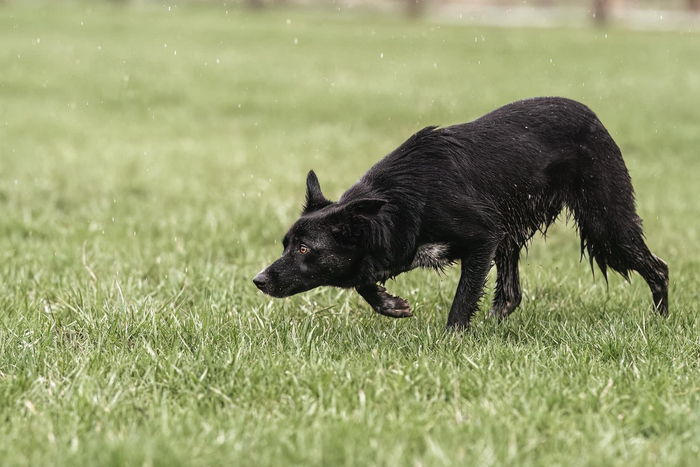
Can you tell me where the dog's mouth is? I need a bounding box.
[253,271,319,298]
[254,284,287,298]
[253,271,294,298]
[253,274,278,296]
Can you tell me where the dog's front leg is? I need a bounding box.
[446,241,497,330]
[356,284,413,318]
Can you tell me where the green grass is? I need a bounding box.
[1,4,699,466]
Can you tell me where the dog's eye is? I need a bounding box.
[299,245,309,254]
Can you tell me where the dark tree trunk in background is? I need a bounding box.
[249,0,265,9]
[690,0,700,13]
[405,0,426,18]
[593,0,609,25]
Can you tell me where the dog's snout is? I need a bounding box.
[253,271,269,289]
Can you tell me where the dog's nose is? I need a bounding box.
[253,271,269,289]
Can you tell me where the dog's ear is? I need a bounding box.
[303,170,332,213]
[329,198,388,248]
[337,198,389,249]
[345,198,387,220]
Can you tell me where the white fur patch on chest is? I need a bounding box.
[410,243,453,271]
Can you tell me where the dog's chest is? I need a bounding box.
[410,243,453,271]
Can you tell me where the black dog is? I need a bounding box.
[254,97,669,330]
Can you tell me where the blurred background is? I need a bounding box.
[3,0,699,26]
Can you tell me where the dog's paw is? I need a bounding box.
[488,306,503,320]
[445,321,470,332]
[376,294,413,318]
[488,301,518,321]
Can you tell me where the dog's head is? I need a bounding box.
[253,170,386,298]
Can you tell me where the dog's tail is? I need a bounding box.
[562,125,668,314]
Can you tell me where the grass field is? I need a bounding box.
[1,4,699,466]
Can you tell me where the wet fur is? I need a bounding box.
[254,97,669,330]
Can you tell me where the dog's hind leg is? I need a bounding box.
[446,240,498,330]
[356,284,413,318]
[489,241,522,320]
